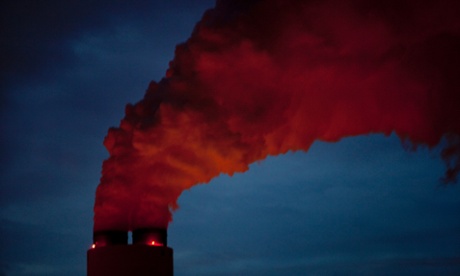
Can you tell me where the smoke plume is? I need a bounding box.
[94,0,460,231]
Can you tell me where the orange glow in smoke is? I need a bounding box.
[93,0,460,233]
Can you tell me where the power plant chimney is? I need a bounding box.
[87,229,173,276]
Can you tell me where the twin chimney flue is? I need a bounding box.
[87,229,173,276]
[92,228,168,247]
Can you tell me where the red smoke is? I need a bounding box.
[93,0,460,232]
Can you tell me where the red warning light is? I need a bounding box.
[133,228,167,247]
[148,240,163,247]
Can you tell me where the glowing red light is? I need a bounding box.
[91,244,96,249]
[147,240,163,247]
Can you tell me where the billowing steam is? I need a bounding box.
[93,0,460,232]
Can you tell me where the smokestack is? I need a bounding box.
[87,229,173,276]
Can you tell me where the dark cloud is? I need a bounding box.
[0,0,212,89]
[170,134,460,275]
[0,218,89,276]
[1,0,216,206]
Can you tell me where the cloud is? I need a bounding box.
[93,0,460,232]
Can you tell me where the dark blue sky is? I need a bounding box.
[1,1,459,275]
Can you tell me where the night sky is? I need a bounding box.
[1,1,460,275]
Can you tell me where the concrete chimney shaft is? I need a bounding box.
[87,229,173,276]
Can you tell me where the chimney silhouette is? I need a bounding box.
[87,229,173,276]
